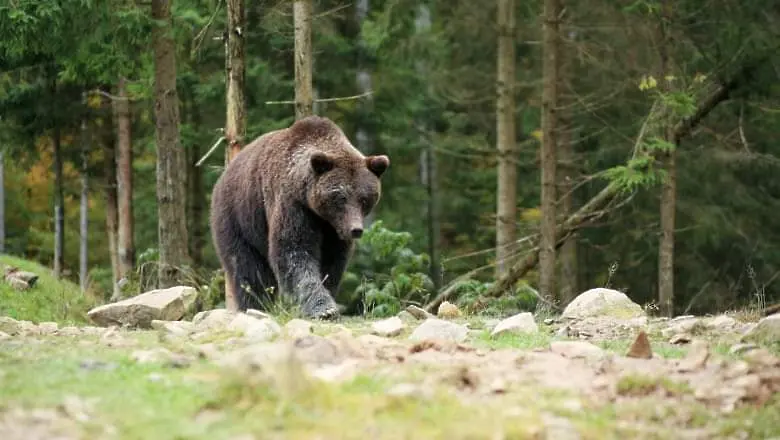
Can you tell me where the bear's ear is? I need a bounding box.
[366,155,390,177]
[311,151,335,175]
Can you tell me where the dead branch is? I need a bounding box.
[264,91,373,105]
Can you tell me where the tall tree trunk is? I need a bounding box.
[355,0,377,226]
[152,0,189,287]
[225,0,246,164]
[115,78,135,280]
[495,0,517,278]
[413,4,441,289]
[103,108,121,301]
[557,22,578,306]
[657,1,675,317]
[293,0,313,119]
[539,0,561,301]
[52,119,65,278]
[79,94,90,293]
[0,151,4,254]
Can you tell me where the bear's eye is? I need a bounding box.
[328,189,347,204]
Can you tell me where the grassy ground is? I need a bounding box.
[0,255,96,325]
[1,256,778,439]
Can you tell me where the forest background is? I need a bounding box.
[1,0,778,319]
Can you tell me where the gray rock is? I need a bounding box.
[661,316,701,338]
[192,308,236,330]
[246,309,272,320]
[729,343,759,355]
[550,341,605,360]
[706,315,738,330]
[151,319,195,337]
[742,313,780,343]
[0,331,10,340]
[0,316,26,335]
[561,288,645,320]
[371,317,405,337]
[87,286,198,328]
[405,305,434,320]
[227,313,281,342]
[490,312,539,337]
[283,319,313,339]
[408,318,469,343]
[396,311,417,323]
[37,322,59,335]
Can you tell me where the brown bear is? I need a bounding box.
[209,116,390,319]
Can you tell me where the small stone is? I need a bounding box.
[0,331,10,340]
[371,316,405,337]
[707,315,738,330]
[6,277,30,291]
[192,309,236,330]
[409,318,469,343]
[406,305,434,320]
[0,316,23,335]
[79,359,118,371]
[310,360,360,383]
[729,343,758,355]
[131,348,191,367]
[669,334,691,345]
[283,319,313,339]
[57,326,82,337]
[550,341,605,360]
[742,313,780,343]
[490,312,539,337]
[437,301,461,319]
[37,322,59,335]
[543,318,554,325]
[677,340,710,372]
[227,313,281,342]
[151,320,194,337]
[625,331,653,359]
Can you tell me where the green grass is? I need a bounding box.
[0,254,97,325]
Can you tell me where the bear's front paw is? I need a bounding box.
[301,291,340,321]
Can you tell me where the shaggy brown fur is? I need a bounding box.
[209,116,390,319]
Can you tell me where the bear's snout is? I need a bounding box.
[350,227,364,239]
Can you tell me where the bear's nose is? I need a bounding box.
[350,228,364,239]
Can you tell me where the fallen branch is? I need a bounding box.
[195,135,226,167]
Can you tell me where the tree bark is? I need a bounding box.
[115,78,135,280]
[103,109,120,301]
[293,0,314,119]
[0,151,4,254]
[52,114,65,279]
[79,93,90,293]
[657,1,675,317]
[557,10,577,306]
[152,0,189,287]
[495,0,517,278]
[225,0,246,164]
[539,0,561,302]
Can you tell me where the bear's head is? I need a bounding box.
[306,151,390,241]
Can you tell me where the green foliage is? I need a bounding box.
[339,221,433,317]
[451,279,539,316]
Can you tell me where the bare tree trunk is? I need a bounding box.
[79,94,90,293]
[412,4,441,289]
[52,118,65,278]
[539,0,561,301]
[557,18,578,306]
[294,0,313,119]
[152,0,189,288]
[225,0,246,164]
[355,0,377,226]
[495,0,517,278]
[657,1,675,317]
[103,110,121,301]
[115,78,135,280]
[0,151,4,254]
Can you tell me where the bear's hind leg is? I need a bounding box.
[232,239,277,312]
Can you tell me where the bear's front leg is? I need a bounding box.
[268,210,340,320]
